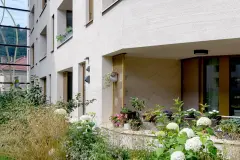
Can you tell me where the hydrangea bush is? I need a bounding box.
[154,117,224,160]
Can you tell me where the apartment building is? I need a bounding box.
[29,0,240,123]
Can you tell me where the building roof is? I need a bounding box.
[0,56,28,71]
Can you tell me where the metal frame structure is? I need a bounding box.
[0,1,30,92]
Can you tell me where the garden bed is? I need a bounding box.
[101,123,240,159]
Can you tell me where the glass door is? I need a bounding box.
[230,57,240,116]
[204,58,219,111]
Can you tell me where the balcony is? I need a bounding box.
[57,27,73,48]
[57,0,73,48]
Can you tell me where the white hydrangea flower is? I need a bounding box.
[171,151,185,160]
[212,110,219,113]
[185,137,202,152]
[166,122,179,131]
[188,108,196,111]
[209,111,213,114]
[152,139,163,148]
[80,115,92,121]
[179,128,195,138]
[155,131,166,137]
[54,108,67,115]
[196,117,212,126]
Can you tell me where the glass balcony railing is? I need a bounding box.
[56,27,73,47]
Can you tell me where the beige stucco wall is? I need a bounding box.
[182,59,200,110]
[124,57,181,110]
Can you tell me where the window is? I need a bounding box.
[66,11,72,28]
[52,15,55,51]
[41,77,47,96]
[204,58,219,111]
[31,44,35,66]
[40,26,47,58]
[86,0,94,23]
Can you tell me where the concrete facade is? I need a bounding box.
[29,0,240,123]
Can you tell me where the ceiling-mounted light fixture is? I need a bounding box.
[194,49,208,55]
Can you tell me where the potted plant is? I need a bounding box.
[124,120,131,130]
[142,110,155,122]
[56,34,64,42]
[110,113,126,128]
[184,108,202,119]
[109,72,118,82]
[129,118,142,131]
[205,110,221,126]
[120,107,133,119]
[130,97,145,112]
[103,72,118,88]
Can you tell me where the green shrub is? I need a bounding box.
[218,119,240,140]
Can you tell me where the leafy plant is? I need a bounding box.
[155,120,223,160]
[56,93,96,114]
[184,108,202,119]
[56,27,73,42]
[103,72,112,88]
[217,119,240,140]
[205,110,220,119]
[66,26,73,33]
[128,118,142,131]
[110,114,126,127]
[121,107,132,114]
[130,97,145,111]
[56,34,64,42]
[25,76,46,106]
[200,103,209,113]
[144,105,170,124]
[171,98,187,126]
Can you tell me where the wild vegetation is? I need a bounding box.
[0,80,239,160]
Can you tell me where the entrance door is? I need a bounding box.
[230,57,240,116]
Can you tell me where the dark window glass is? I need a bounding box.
[230,57,240,116]
[66,11,72,28]
[204,58,219,111]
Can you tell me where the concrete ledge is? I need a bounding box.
[101,123,240,156]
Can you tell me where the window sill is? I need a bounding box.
[39,4,47,18]
[39,55,47,62]
[102,0,122,15]
[85,19,93,27]
[57,34,73,49]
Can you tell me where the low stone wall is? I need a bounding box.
[101,123,156,150]
[101,123,240,159]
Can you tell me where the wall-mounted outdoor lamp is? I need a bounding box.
[194,49,208,55]
[84,57,89,62]
[86,66,90,72]
[85,75,90,83]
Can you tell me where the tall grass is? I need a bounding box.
[0,107,68,160]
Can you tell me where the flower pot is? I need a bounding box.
[128,111,140,120]
[124,123,131,130]
[110,75,118,82]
